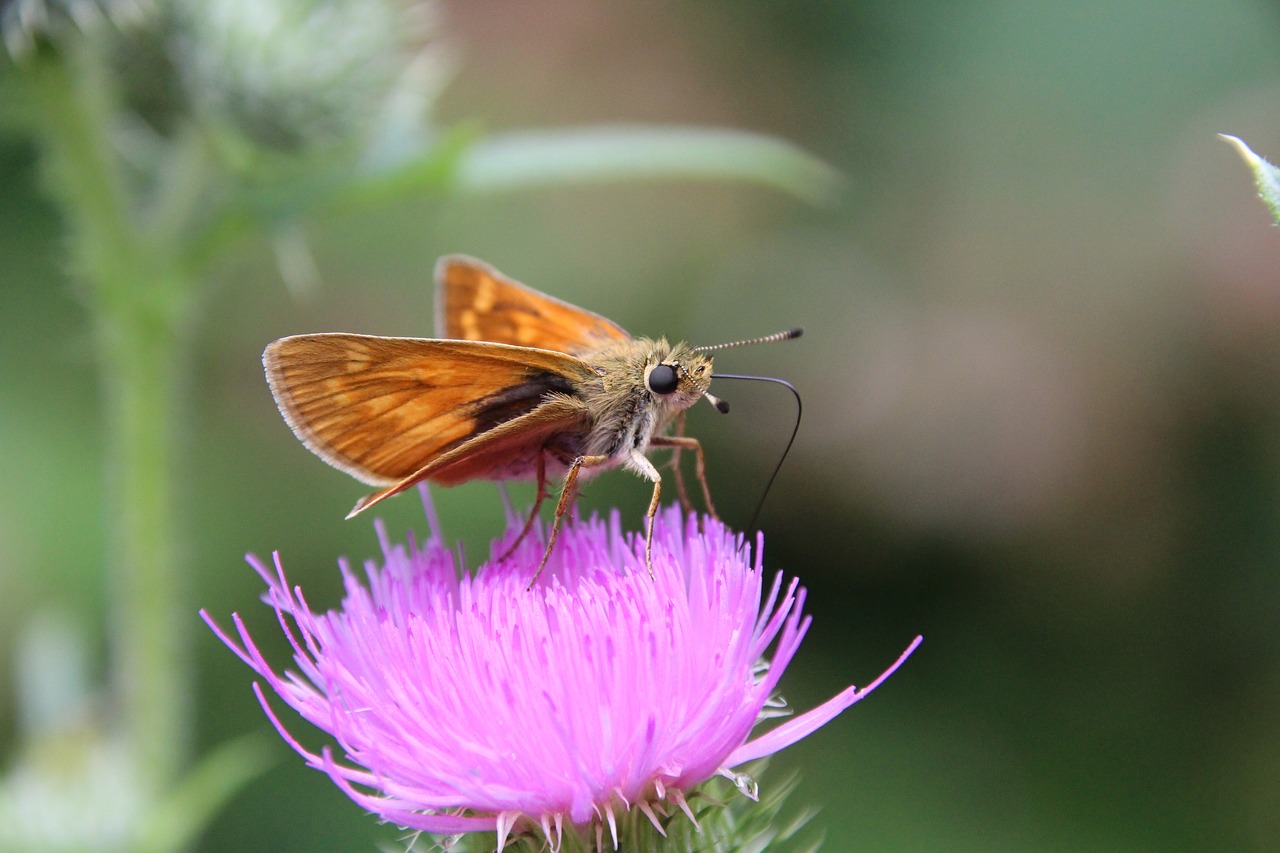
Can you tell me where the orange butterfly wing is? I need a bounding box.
[347,395,593,517]
[435,255,631,354]
[263,333,595,491]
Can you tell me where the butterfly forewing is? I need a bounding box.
[435,255,631,354]
[264,333,596,487]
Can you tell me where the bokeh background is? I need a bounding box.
[4,0,1280,849]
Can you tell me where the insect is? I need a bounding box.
[264,255,800,583]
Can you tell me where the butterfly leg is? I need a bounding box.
[667,412,696,514]
[643,476,662,579]
[625,449,664,579]
[649,434,717,520]
[498,452,549,562]
[529,453,610,588]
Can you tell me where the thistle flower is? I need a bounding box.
[2,0,148,58]
[203,495,919,850]
[171,0,440,158]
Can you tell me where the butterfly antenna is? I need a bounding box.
[704,391,731,414]
[709,373,802,534]
[693,327,803,354]
[696,327,801,413]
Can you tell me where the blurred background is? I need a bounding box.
[4,0,1280,849]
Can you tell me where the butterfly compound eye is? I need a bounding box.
[647,363,679,395]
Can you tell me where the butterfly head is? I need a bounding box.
[643,341,715,412]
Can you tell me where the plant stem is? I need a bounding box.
[96,275,190,794]
[29,42,191,794]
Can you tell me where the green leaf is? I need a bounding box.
[238,123,841,249]
[1221,134,1280,226]
[450,125,844,205]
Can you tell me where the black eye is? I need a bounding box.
[647,364,679,395]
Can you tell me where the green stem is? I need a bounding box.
[28,43,191,793]
[96,277,190,793]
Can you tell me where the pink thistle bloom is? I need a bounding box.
[203,496,919,849]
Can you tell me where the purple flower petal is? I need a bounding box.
[202,498,918,843]
[726,635,923,766]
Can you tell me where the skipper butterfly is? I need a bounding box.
[264,255,800,582]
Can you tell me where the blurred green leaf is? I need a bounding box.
[450,125,844,205]
[1221,134,1280,226]
[321,121,476,210]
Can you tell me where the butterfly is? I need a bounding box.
[263,255,799,583]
